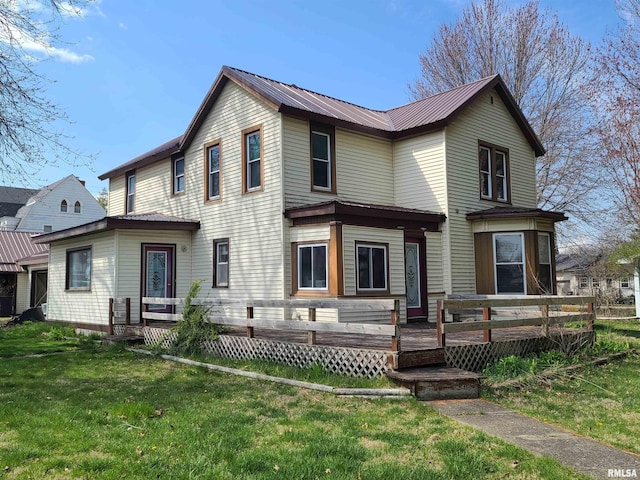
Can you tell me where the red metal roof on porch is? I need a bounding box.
[0,231,48,272]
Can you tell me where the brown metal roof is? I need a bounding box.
[466,206,567,222]
[0,231,49,272]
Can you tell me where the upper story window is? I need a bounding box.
[479,142,509,203]
[579,277,589,289]
[310,123,336,193]
[205,141,221,201]
[356,243,388,292]
[242,126,262,193]
[126,171,135,214]
[43,225,52,233]
[173,157,185,195]
[60,200,68,213]
[74,201,81,214]
[621,277,630,289]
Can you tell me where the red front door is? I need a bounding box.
[142,245,174,314]
[405,238,427,320]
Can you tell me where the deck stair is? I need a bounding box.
[387,347,482,400]
[103,325,145,345]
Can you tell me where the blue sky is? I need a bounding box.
[25,0,622,195]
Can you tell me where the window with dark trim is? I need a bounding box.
[356,243,388,292]
[298,243,327,290]
[493,233,525,294]
[126,171,135,214]
[74,201,81,213]
[205,141,221,201]
[60,200,68,213]
[173,157,185,195]
[310,122,336,193]
[213,238,229,287]
[242,126,262,192]
[537,232,552,294]
[479,142,509,202]
[66,246,92,290]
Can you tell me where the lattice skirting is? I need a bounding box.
[143,327,387,378]
[113,324,126,336]
[445,331,596,372]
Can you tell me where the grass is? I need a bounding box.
[0,321,98,357]
[0,323,588,479]
[483,319,640,454]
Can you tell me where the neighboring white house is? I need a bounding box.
[34,66,567,333]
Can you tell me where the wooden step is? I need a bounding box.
[391,348,446,370]
[386,366,482,400]
[102,334,144,345]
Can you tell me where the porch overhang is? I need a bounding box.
[32,213,200,244]
[466,206,567,222]
[285,200,445,231]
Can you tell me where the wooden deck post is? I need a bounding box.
[143,302,149,327]
[108,298,114,335]
[307,307,316,345]
[391,299,401,352]
[125,297,131,325]
[587,301,595,330]
[541,304,549,336]
[483,306,492,343]
[436,299,445,347]
[246,306,255,338]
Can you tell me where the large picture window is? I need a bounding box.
[537,232,553,293]
[298,244,327,290]
[213,239,229,287]
[126,171,135,213]
[66,247,92,290]
[310,123,335,192]
[173,157,185,194]
[479,142,509,202]
[493,233,525,294]
[243,126,262,192]
[205,141,221,200]
[357,243,388,291]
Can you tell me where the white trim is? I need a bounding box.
[208,144,221,200]
[297,243,328,290]
[311,130,331,191]
[215,240,229,287]
[246,131,261,191]
[173,157,185,194]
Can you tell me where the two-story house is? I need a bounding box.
[34,66,566,332]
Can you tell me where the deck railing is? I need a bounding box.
[436,295,595,347]
[108,297,131,335]
[141,297,402,351]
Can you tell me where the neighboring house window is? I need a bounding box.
[66,247,92,290]
[298,244,327,290]
[205,141,221,200]
[606,278,613,288]
[43,225,52,233]
[356,243,388,292]
[242,126,262,192]
[493,233,525,294]
[537,232,552,294]
[173,157,185,194]
[592,278,600,289]
[621,277,630,289]
[213,239,229,287]
[74,201,81,213]
[60,200,68,213]
[579,277,589,289]
[126,171,135,214]
[310,123,336,192]
[479,142,509,202]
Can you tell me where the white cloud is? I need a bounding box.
[118,22,128,30]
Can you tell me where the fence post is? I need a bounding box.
[483,306,492,343]
[391,299,401,352]
[587,300,595,330]
[541,303,549,336]
[246,306,255,338]
[143,301,149,327]
[108,298,114,335]
[125,297,131,325]
[436,299,445,347]
[307,307,316,345]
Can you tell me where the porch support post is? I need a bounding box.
[125,297,131,325]
[143,302,149,327]
[587,301,595,331]
[108,298,114,335]
[436,299,445,347]
[391,299,401,352]
[307,307,316,345]
[246,306,254,338]
[483,306,492,343]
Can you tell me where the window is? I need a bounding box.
[537,232,552,293]
[356,244,388,291]
[60,200,68,213]
[126,171,135,213]
[493,233,525,294]
[592,278,600,289]
[579,277,589,289]
[298,244,327,290]
[213,239,229,287]
[43,225,52,233]
[621,277,630,289]
[242,126,262,192]
[479,142,509,202]
[606,278,613,288]
[66,247,91,290]
[74,201,81,214]
[205,141,221,200]
[173,157,185,194]
[310,123,335,192]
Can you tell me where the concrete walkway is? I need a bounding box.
[428,398,640,479]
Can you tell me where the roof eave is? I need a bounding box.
[466,209,567,222]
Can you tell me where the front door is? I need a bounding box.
[405,238,427,320]
[142,245,175,314]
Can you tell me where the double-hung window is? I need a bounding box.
[310,123,335,192]
[213,239,229,287]
[356,243,388,292]
[173,157,185,194]
[298,244,327,290]
[537,232,552,293]
[479,142,509,202]
[66,246,92,290]
[493,233,525,294]
[621,277,630,289]
[205,141,221,200]
[126,171,135,213]
[579,277,589,289]
[243,126,262,192]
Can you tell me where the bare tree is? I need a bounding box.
[0,0,92,183]
[410,0,600,227]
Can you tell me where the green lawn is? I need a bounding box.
[0,321,93,357]
[0,323,588,479]
[484,319,640,454]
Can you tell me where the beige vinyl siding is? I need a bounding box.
[444,89,538,293]
[282,116,394,208]
[393,131,447,212]
[15,272,29,313]
[341,225,406,324]
[46,232,115,327]
[109,175,125,216]
[290,225,331,243]
[425,231,444,322]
